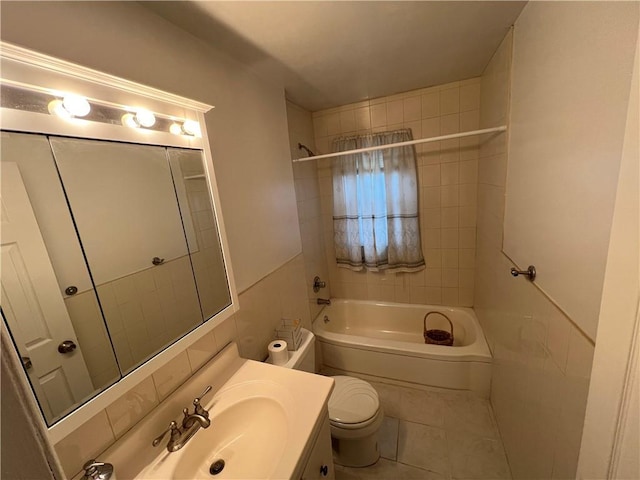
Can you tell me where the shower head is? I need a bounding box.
[298,143,315,157]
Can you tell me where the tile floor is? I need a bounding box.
[334,381,512,480]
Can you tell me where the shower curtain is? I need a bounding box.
[332,128,424,272]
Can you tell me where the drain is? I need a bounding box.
[209,459,225,476]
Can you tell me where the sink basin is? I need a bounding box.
[171,381,292,479]
[140,379,296,479]
[172,397,288,479]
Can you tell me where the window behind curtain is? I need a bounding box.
[332,129,424,272]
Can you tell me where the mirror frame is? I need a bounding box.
[0,42,239,444]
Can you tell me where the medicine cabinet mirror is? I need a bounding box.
[0,131,232,426]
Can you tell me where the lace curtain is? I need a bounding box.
[332,129,424,272]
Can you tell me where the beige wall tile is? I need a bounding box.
[440,113,460,135]
[151,352,191,401]
[339,109,356,133]
[443,268,459,288]
[441,228,459,249]
[370,103,387,127]
[460,109,480,132]
[440,87,460,115]
[422,117,440,138]
[55,410,115,478]
[422,92,440,119]
[441,185,459,207]
[460,83,481,112]
[441,207,459,228]
[106,376,158,438]
[386,100,404,125]
[403,96,422,122]
[186,332,218,372]
[354,107,371,130]
[423,186,441,208]
[425,287,442,304]
[440,162,459,185]
[422,164,441,187]
[326,112,341,135]
[425,268,442,287]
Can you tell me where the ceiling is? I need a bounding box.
[143,1,527,112]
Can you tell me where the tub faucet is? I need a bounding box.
[317,298,331,305]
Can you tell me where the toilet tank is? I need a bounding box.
[267,328,315,373]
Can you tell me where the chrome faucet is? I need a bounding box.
[152,385,212,452]
[317,298,331,305]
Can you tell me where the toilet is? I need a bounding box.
[268,328,383,467]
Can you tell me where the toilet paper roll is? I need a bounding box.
[268,340,289,366]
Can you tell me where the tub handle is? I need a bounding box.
[423,312,454,346]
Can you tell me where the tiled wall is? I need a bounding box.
[287,101,332,321]
[53,314,237,478]
[233,254,312,361]
[54,253,312,478]
[312,79,481,307]
[475,29,595,479]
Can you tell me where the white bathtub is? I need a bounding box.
[312,299,492,396]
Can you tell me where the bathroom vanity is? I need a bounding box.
[71,343,335,480]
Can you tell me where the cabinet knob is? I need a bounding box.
[320,465,329,477]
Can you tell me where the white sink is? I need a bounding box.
[88,343,334,480]
[166,381,294,479]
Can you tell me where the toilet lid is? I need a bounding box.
[329,376,379,425]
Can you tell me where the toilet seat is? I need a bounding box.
[329,376,380,430]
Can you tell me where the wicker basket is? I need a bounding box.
[423,311,454,346]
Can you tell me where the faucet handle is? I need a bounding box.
[196,385,212,400]
[193,385,212,416]
[152,421,179,447]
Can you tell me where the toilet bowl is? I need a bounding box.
[268,328,383,467]
[328,376,383,467]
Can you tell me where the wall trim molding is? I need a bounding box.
[1,41,213,112]
[609,296,640,477]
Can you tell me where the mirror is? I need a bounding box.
[0,132,231,425]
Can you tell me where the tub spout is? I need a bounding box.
[317,298,331,305]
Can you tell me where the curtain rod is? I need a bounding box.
[292,125,507,163]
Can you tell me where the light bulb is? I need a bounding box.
[182,120,201,137]
[122,113,139,128]
[169,123,183,135]
[48,99,71,119]
[62,95,91,117]
[135,110,156,128]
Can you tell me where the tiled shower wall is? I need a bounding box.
[312,79,480,307]
[287,101,332,321]
[475,29,594,479]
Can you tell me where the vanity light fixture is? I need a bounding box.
[169,120,202,137]
[135,109,156,127]
[62,94,91,117]
[3,82,201,137]
[121,113,140,128]
[169,122,183,135]
[47,94,91,119]
[47,99,72,119]
[122,110,157,129]
[182,119,201,137]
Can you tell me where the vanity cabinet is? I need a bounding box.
[301,413,335,480]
